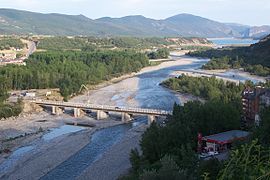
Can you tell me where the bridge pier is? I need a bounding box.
[74,108,84,118]
[33,100,170,121]
[97,110,108,120]
[148,115,156,125]
[52,106,63,115]
[122,113,131,123]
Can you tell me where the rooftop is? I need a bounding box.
[202,130,249,144]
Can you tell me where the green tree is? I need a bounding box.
[218,140,270,180]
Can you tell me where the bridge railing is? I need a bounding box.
[31,99,172,115]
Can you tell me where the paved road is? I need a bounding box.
[26,41,36,58]
[33,100,171,116]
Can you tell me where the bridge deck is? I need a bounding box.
[32,100,171,116]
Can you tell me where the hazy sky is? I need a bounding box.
[1,0,269,25]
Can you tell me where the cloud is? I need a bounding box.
[124,0,144,4]
[69,0,87,2]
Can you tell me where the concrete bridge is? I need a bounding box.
[31,100,172,124]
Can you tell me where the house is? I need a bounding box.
[200,130,250,154]
[242,87,270,125]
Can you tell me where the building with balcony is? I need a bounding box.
[242,87,270,125]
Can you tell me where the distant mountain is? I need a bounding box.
[225,23,250,34]
[97,15,171,36]
[245,26,270,39]
[0,9,129,36]
[163,14,241,37]
[0,8,269,38]
[226,23,270,39]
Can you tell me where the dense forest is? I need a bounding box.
[0,50,149,100]
[37,36,211,51]
[37,37,91,50]
[37,37,173,51]
[161,75,244,102]
[0,37,25,50]
[189,34,270,76]
[123,76,270,179]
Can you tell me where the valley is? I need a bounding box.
[0,3,269,179]
[0,50,266,179]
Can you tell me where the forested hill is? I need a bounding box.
[248,34,270,66]
[0,9,127,36]
[189,34,270,76]
[1,8,270,38]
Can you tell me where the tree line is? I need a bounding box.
[37,36,174,51]
[161,75,243,103]
[0,50,149,100]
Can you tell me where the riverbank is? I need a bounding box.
[171,70,240,84]
[171,68,266,84]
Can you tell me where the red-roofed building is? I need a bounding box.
[200,130,249,153]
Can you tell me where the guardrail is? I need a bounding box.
[31,100,172,116]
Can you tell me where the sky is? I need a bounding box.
[0,0,269,26]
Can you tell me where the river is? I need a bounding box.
[40,54,263,180]
[208,38,258,46]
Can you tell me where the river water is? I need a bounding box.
[4,55,263,179]
[208,38,258,46]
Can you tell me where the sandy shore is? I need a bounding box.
[172,70,241,84]
[197,69,266,82]
[0,51,194,179]
[0,118,123,180]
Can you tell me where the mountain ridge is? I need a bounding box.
[0,8,269,38]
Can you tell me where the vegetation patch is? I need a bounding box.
[0,37,25,50]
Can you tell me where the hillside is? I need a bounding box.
[189,34,270,76]
[0,8,269,38]
[97,14,239,37]
[244,26,270,39]
[0,9,128,36]
[163,14,241,37]
[248,34,270,66]
[36,36,212,51]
